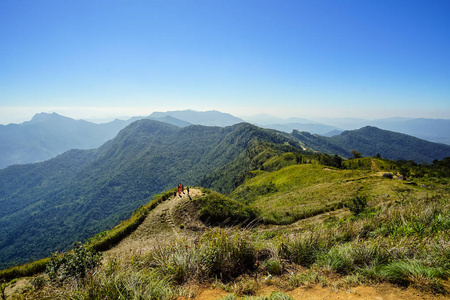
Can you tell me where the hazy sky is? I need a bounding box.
[1,0,449,124]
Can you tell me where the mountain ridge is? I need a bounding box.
[0,119,302,268]
[0,110,248,169]
[293,126,450,163]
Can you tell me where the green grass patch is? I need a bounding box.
[232,164,371,224]
[0,257,50,282]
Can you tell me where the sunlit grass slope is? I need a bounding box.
[231,160,428,224]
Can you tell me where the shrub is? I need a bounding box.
[46,242,102,284]
[379,260,447,292]
[199,228,257,280]
[0,257,50,282]
[317,245,353,274]
[149,228,257,282]
[347,196,367,215]
[67,268,176,300]
[287,271,323,289]
[278,230,332,267]
[267,291,295,300]
[195,191,259,225]
[150,241,209,283]
[262,258,283,275]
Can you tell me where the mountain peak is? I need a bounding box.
[28,112,69,124]
[148,110,244,127]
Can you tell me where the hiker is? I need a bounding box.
[178,183,182,197]
[181,183,185,194]
[187,186,190,195]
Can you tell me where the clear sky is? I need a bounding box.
[1,0,449,124]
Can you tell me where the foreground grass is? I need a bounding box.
[13,189,449,299]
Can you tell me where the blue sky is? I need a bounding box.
[1,0,449,124]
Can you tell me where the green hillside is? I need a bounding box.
[1,118,450,290]
[231,155,443,225]
[2,155,449,299]
[0,120,305,269]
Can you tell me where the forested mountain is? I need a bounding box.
[0,111,240,169]
[248,115,450,145]
[291,131,349,157]
[2,117,450,269]
[293,126,450,162]
[0,120,302,269]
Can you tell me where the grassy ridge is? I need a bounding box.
[3,154,450,297]
[88,189,176,252]
[0,257,50,283]
[22,190,450,298]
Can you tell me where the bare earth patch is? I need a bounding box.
[103,188,203,264]
[189,282,449,300]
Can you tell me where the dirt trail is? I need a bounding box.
[191,283,448,300]
[103,187,449,300]
[103,188,203,263]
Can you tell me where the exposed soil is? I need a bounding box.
[103,188,203,263]
[191,283,449,300]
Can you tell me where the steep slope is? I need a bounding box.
[102,188,204,262]
[0,120,304,269]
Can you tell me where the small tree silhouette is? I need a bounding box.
[351,150,362,159]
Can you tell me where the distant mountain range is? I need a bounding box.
[310,117,450,145]
[0,113,130,169]
[293,126,450,163]
[1,110,449,169]
[0,110,243,169]
[250,116,450,144]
